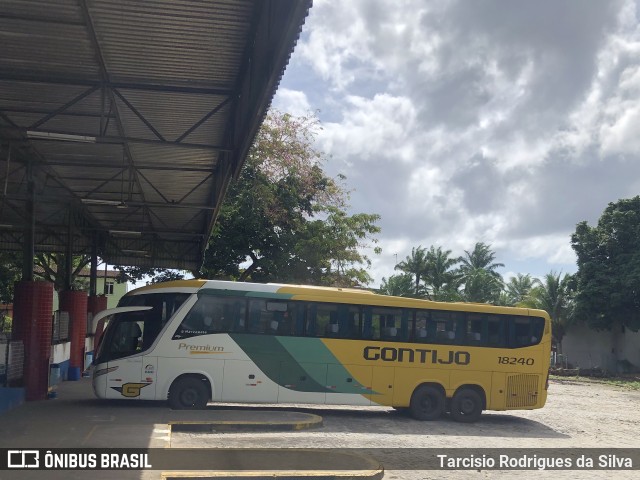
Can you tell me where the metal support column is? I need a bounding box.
[89,233,98,297]
[64,207,73,290]
[22,161,35,281]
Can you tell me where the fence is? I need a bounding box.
[51,311,70,344]
[0,333,24,387]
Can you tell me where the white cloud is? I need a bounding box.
[278,0,638,285]
[272,88,311,117]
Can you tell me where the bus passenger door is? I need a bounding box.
[326,364,372,405]
[369,366,395,407]
[278,362,326,404]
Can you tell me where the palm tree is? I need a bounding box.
[457,242,504,303]
[523,272,575,354]
[505,273,536,306]
[395,246,428,296]
[378,273,416,297]
[458,242,504,278]
[460,268,504,303]
[423,246,460,301]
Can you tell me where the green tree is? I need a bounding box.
[33,253,91,291]
[457,242,504,303]
[523,272,575,353]
[505,273,536,306]
[571,196,640,331]
[378,273,415,297]
[0,251,21,303]
[423,246,460,301]
[200,110,380,287]
[394,246,428,296]
[460,268,503,303]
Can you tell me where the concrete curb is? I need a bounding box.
[159,449,383,479]
[161,470,384,479]
[169,413,323,433]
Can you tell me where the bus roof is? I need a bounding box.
[124,279,546,318]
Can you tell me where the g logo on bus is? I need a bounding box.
[110,382,151,398]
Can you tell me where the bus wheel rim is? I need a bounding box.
[420,396,433,412]
[460,397,475,414]
[182,388,198,405]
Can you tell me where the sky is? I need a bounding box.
[271,0,640,287]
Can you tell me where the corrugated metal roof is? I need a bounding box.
[0,0,312,271]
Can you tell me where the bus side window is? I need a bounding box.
[248,300,265,334]
[398,309,410,342]
[342,305,363,339]
[305,303,318,336]
[487,315,507,347]
[379,309,401,341]
[414,311,429,342]
[432,311,455,343]
[305,303,338,338]
[510,316,545,347]
[465,314,484,345]
[363,307,373,339]
[246,300,293,335]
[370,312,381,340]
[292,302,306,336]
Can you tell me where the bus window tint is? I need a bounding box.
[414,311,429,342]
[340,305,363,339]
[510,316,545,347]
[487,315,508,347]
[304,303,332,337]
[366,307,402,341]
[248,299,295,335]
[465,314,485,345]
[174,296,246,339]
[432,311,456,343]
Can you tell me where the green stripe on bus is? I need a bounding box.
[277,337,375,395]
[230,334,375,395]
[229,334,331,393]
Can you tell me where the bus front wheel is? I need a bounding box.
[450,388,483,423]
[409,385,445,421]
[168,376,209,410]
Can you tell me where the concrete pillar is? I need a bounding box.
[59,290,88,381]
[12,281,54,401]
[88,295,108,353]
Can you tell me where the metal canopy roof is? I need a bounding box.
[0,0,311,271]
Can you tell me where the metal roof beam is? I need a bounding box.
[28,85,100,130]
[0,72,233,96]
[14,128,231,152]
[112,88,165,141]
[175,96,232,143]
[59,162,213,172]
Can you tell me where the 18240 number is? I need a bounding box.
[498,356,534,365]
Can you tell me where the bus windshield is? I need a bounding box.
[95,292,191,362]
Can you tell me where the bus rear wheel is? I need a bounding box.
[409,385,445,421]
[450,388,483,423]
[168,376,209,410]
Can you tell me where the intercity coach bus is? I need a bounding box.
[92,279,551,422]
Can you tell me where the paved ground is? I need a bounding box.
[0,378,639,479]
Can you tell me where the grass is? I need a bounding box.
[550,374,640,391]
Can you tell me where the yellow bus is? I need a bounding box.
[92,279,551,422]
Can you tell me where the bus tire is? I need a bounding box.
[168,376,209,410]
[409,384,445,421]
[450,388,483,423]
